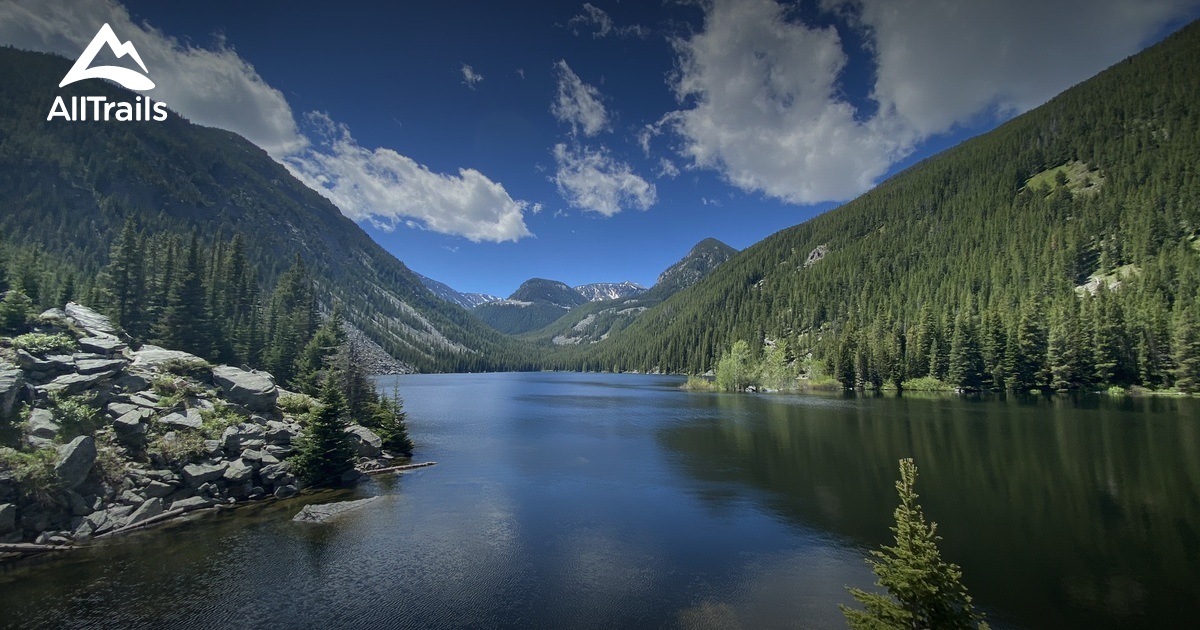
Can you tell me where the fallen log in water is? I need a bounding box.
[360,461,438,475]
[0,542,73,554]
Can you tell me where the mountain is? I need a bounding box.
[0,47,534,373]
[651,238,739,297]
[574,282,647,302]
[415,272,502,309]
[472,278,589,335]
[524,238,739,346]
[563,22,1200,388]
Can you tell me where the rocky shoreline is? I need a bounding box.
[1,303,411,557]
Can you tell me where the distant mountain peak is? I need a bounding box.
[574,281,647,302]
[415,272,502,310]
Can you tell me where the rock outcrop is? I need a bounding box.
[0,302,412,547]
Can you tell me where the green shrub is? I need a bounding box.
[682,376,716,391]
[158,357,213,378]
[11,333,77,355]
[278,393,316,415]
[199,402,244,439]
[47,391,103,438]
[146,430,207,466]
[0,446,61,506]
[900,376,954,392]
[93,431,129,485]
[150,374,206,409]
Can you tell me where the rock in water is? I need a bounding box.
[211,366,278,412]
[54,436,97,489]
[127,497,163,525]
[292,497,379,523]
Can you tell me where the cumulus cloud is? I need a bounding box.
[551,60,609,137]
[567,3,650,39]
[0,0,305,156]
[552,143,656,216]
[286,113,532,242]
[0,0,534,243]
[460,63,484,90]
[666,0,1197,205]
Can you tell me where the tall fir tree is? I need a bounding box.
[841,459,988,630]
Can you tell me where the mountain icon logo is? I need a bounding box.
[59,23,155,91]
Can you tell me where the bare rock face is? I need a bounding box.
[211,366,278,412]
[54,436,97,489]
[0,364,24,419]
[64,302,121,340]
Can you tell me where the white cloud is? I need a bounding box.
[286,113,532,243]
[552,143,656,216]
[531,202,545,214]
[551,60,609,137]
[657,158,680,178]
[567,3,650,39]
[516,68,525,80]
[460,63,484,89]
[0,0,305,157]
[666,0,1198,206]
[839,0,1196,138]
[0,0,535,243]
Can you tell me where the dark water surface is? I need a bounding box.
[2,373,1198,629]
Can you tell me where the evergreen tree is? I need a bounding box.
[340,338,375,421]
[294,310,346,396]
[835,327,859,390]
[154,233,214,357]
[100,217,144,337]
[841,459,988,630]
[369,386,414,456]
[0,289,34,333]
[294,376,358,487]
[1173,297,1200,394]
[947,313,985,390]
[1007,301,1047,391]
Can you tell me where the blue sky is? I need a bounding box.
[3,0,1199,297]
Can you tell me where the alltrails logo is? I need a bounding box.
[47,23,168,122]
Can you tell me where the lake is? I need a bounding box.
[2,372,1198,629]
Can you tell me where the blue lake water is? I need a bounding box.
[2,372,1197,629]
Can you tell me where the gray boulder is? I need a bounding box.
[41,370,117,396]
[127,498,163,525]
[0,365,24,419]
[222,424,266,452]
[26,408,60,439]
[75,358,126,376]
[78,336,127,356]
[345,425,383,458]
[113,409,152,446]
[223,459,254,483]
[14,350,55,372]
[273,485,298,499]
[129,345,203,371]
[54,436,97,489]
[181,462,228,488]
[107,402,140,418]
[142,480,175,499]
[65,302,120,338]
[264,420,295,445]
[160,410,203,430]
[292,497,379,523]
[211,366,278,412]
[169,496,213,511]
[0,503,15,534]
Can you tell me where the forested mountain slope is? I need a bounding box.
[561,22,1200,391]
[0,47,533,372]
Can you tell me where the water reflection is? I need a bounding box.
[658,391,1200,629]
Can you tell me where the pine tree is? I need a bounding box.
[154,233,214,357]
[370,386,414,456]
[100,217,144,337]
[1007,300,1047,391]
[0,289,34,333]
[947,313,985,390]
[841,459,988,630]
[1173,297,1200,394]
[294,310,346,396]
[294,376,358,487]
